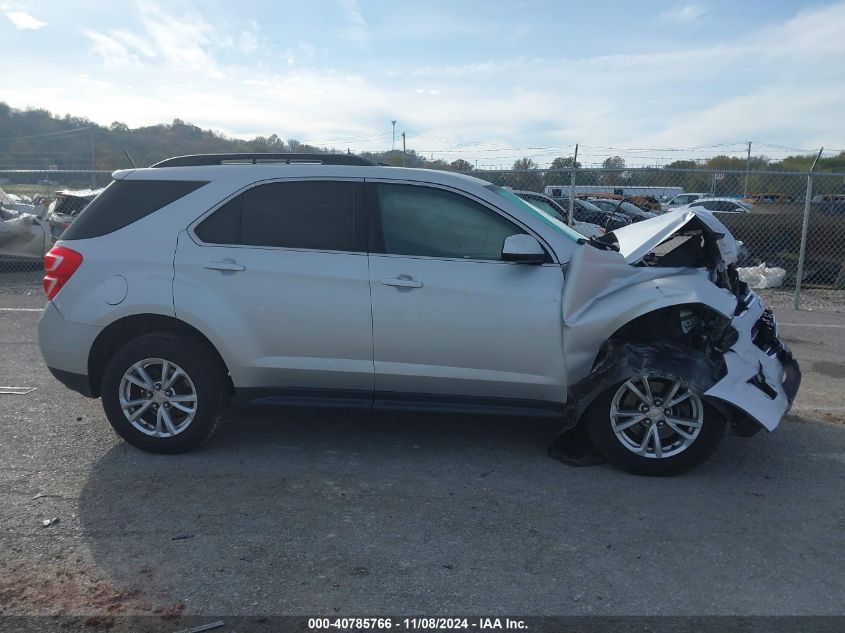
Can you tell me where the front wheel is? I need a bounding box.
[585,369,725,476]
[101,333,227,453]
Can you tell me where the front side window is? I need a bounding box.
[375,184,522,260]
[195,180,356,251]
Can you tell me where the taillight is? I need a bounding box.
[43,246,83,300]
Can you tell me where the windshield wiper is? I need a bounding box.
[578,236,620,252]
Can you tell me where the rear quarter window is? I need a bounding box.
[61,179,207,240]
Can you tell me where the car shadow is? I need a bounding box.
[75,409,845,615]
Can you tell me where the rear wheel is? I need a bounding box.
[586,364,725,476]
[101,333,227,453]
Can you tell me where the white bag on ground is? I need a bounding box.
[737,262,786,289]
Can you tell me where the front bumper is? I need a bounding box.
[704,291,801,432]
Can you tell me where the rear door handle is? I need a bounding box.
[380,276,423,289]
[204,260,246,272]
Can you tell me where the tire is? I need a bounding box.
[584,350,726,476]
[101,333,227,453]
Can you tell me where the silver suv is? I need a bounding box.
[37,153,800,475]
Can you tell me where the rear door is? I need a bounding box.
[366,181,567,407]
[173,178,373,399]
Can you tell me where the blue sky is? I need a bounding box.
[2,0,844,166]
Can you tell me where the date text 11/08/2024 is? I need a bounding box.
[308,617,528,630]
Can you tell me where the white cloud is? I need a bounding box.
[337,0,369,47]
[5,9,45,29]
[82,30,140,69]
[238,30,258,54]
[5,1,845,166]
[660,4,708,23]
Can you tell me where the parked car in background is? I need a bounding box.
[547,195,633,232]
[663,193,707,211]
[578,192,662,213]
[583,197,658,224]
[38,153,800,476]
[511,190,603,238]
[683,197,752,214]
[46,188,103,239]
[744,193,797,204]
[0,205,52,265]
[812,194,845,204]
[814,200,845,215]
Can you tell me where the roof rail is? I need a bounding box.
[151,153,377,168]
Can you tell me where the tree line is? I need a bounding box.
[1,102,842,196]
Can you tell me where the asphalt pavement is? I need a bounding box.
[1,276,843,620]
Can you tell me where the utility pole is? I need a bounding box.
[743,141,752,199]
[391,120,397,151]
[568,143,578,226]
[402,132,406,167]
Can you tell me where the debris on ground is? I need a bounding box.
[738,263,786,289]
[175,620,225,633]
[0,386,37,395]
[41,517,59,527]
[0,563,156,616]
[548,424,606,467]
[154,602,186,619]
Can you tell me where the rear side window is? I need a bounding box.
[195,180,356,252]
[62,180,207,240]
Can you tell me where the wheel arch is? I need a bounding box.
[87,313,234,398]
[564,302,735,426]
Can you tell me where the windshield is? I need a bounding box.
[523,197,565,220]
[589,199,652,218]
[575,199,606,213]
[486,186,582,242]
[616,201,654,218]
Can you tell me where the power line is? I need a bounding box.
[0,127,92,143]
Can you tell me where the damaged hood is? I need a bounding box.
[607,207,739,265]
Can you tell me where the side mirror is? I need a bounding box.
[501,234,546,264]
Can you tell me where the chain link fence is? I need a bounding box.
[2,166,843,307]
[473,166,845,306]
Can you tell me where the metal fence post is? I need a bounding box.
[794,148,824,309]
[567,143,578,226]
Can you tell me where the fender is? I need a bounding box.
[562,244,737,387]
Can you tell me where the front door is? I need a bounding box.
[367,181,567,406]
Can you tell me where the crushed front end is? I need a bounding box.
[704,280,801,435]
[572,207,802,436]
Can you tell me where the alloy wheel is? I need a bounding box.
[118,358,198,437]
[609,375,703,459]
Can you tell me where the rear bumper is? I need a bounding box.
[704,293,800,433]
[38,301,102,397]
[46,366,95,397]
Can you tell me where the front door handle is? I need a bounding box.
[204,260,246,272]
[380,276,423,289]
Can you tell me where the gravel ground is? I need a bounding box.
[757,286,844,313]
[1,283,844,625]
